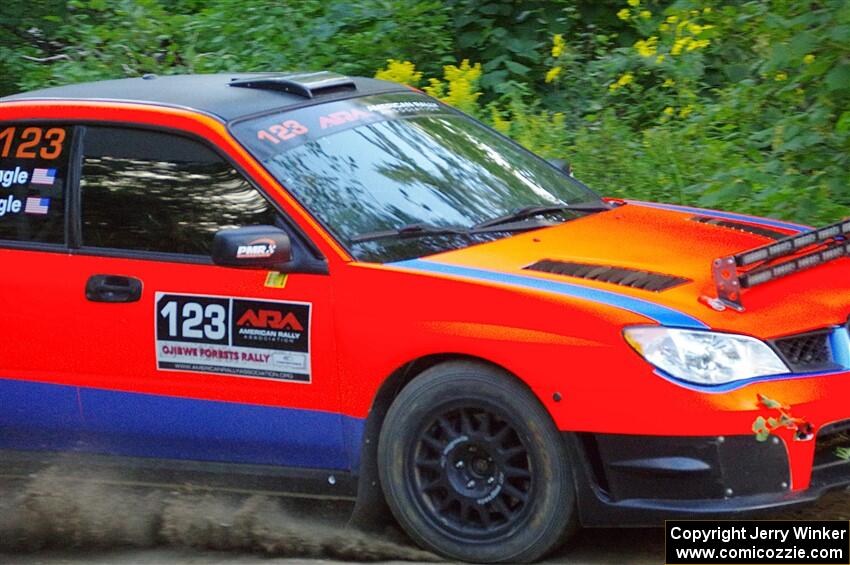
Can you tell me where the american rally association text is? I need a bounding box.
[669,525,848,544]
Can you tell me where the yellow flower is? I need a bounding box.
[659,23,670,32]
[666,15,678,23]
[617,8,631,21]
[640,10,652,19]
[671,37,691,55]
[545,66,563,83]
[803,54,816,65]
[609,83,619,92]
[627,0,640,6]
[634,36,658,57]
[662,78,675,87]
[703,7,712,14]
[775,71,788,81]
[663,106,674,116]
[656,54,666,63]
[687,23,703,34]
[687,38,710,51]
[617,72,635,87]
[424,60,483,114]
[374,59,423,86]
[551,34,565,58]
[490,107,511,135]
[679,105,693,118]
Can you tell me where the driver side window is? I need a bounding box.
[80,126,279,255]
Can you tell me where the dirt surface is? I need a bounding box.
[0,463,848,565]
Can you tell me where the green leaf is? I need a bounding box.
[756,431,770,442]
[826,64,850,93]
[752,416,767,433]
[836,111,850,134]
[504,60,531,75]
[759,395,783,409]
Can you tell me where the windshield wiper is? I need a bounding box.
[350,223,470,244]
[473,201,614,229]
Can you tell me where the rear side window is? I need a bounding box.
[80,127,279,256]
[0,124,70,244]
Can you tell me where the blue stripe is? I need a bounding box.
[392,259,707,329]
[0,377,364,471]
[630,201,809,233]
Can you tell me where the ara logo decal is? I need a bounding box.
[236,238,277,259]
[319,109,374,129]
[237,309,304,331]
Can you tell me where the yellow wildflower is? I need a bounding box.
[374,59,423,86]
[640,10,652,19]
[663,106,674,116]
[775,71,788,81]
[687,23,704,34]
[634,36,658,57]
[687,38,710,51]
[656,54,666,64]
[671,37,691,55]
[666,15,678,23]
[703,7,712,14]
[617,72,635,87]
[803,54,816,65]
[545,66,563,83]
[617,8,631,21]
[627,0,640,6]
[679,105,693,118]
[659,23,670,32]
[662,78,675,87]
[490,107,511,135]
[551,34,565,58]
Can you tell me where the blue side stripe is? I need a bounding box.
[630,201,810,233]
[392,259,708,329]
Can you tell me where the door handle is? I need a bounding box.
[85,275,143,303]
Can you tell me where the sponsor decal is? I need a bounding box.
[24,197,50,215]
[0,167,29,188]
[236,238,276,259]
[155,293,311,382]
[0,194,22,217]
[319,109,374,129]
[264,271,288,289]
[30,168,56,186]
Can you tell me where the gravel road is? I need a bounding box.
[1,464,848,565]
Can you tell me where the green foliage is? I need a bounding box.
[2,0,849,226]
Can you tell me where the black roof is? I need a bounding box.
[0,73,409,121]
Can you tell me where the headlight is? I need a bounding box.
[623,327,789,385]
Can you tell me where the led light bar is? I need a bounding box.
[712,218,850,310]
[736,219,850,266]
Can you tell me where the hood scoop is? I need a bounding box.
[690,215,786,240]
[524,259,689,292]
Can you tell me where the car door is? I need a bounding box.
[0,123,84,452]
[66,124,349,471]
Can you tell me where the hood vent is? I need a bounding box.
[524,259,689,292]
[690,215,786,240]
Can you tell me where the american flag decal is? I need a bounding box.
[31,168,56,186]
[24,197,50,215]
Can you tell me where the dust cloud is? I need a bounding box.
[0,464,438,562]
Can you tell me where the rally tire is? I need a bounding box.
[378,361,576,563]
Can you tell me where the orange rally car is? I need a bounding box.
[1,72,849,563]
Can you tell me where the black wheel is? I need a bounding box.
[378,361,576,563]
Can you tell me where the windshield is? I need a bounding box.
[232,93,603,262]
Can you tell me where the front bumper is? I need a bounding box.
[569,426,850,526]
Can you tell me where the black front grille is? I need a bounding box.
[524,259,689,292]
[770,330,836,372]
[690,215,786,240]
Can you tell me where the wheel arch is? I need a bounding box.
[348,352,541,530]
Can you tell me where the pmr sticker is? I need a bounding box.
[155,292,311,382]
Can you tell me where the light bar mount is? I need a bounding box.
[712,217,850,310]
